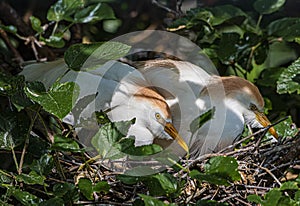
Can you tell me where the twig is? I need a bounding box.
[252,163,282,186]
[152,0,178,15]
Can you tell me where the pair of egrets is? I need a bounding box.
[21,58,277,158]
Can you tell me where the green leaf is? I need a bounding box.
[91,119,134,159]
[0,110,30,149]
[254,0,286,15]
[0,25,17,34]
[280,181,298,190]
[64,42,131,71]
[117,174,140,185]
[277,58,300,94]
[205,156,240,181]
[120,138,163,156]
[30,16,43,33]
[93,181,110,193]
[264,189,282,206]
[25,81,80,119]
[78,178,110,200]
[247,194,263,204]
[103,19,122,33]
[190,156,240,186]
[207,5,247,26]
[74,3,115,23]
[0,170,13,184]
[257,67,285,87]
[12,189,42,206]
[16,171,46,186]
[43,35,65,48]
[47,0,84,22]
[51,135,82,152]
[266,116,298,139]
[190,107,215,135]
[143,173,179,197]
[217,33,240,64]
[267,17,300,41]
[78,179,94,200]
[139,194,169,206]
[0,24,18,34]
[53,182,79,203]
[295,191,300,201]
[39,197,64,206]
[29,154,53,176]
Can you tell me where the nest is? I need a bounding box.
[57,120,300,205]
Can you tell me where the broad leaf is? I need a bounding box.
[190,107,215,134]
[43,35,65,48]
[78,178,109,200]
[0,25,17,34]
[47,0,84,22]
[247,194,263,204]
[190,156,240,186]
[277,58,300,94]
[207,5,247,26]
[266,116,298,139]
[29,154,54,176]
[91,119,134,159]
[143,173,179,196]
[39,197,64,206]
[51,135,82,152]
[217,33,240,64]
[120,138,163,156]
[64,42,131,71]
[16,171,46,186]
[74,3,115,23]
[139,194,171,206]
[53,182,79,203]
[254,0,286,14]
[25,81,80,119]
[12,189,42,206]
[0,110,30,150]
[30,16,43,33]
[279,181,298,191]
[264,189,282,206]
[267,17,300,41]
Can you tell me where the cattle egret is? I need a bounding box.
[20,58,277,158]
[132,59,278,157]
[20,60,189,153]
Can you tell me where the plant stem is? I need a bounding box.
[18,106,41,175]
[256,14,263,33]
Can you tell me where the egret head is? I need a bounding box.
[126,87,189,152]
[222,76,278,138]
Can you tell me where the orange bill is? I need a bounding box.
[164,122,189,152]
[254,111,278,138]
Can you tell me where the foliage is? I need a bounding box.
[0,0,299,205]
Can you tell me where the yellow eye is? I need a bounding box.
[249,104,257,111]
[155,113,161,120]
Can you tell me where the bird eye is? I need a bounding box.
[155,113,161,120]
[249,103,257,111]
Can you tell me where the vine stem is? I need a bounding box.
[256,14,263,32]
[18,106,41,175]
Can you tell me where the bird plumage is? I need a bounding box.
[133,59,277,157]
[20,59,189,152]
[20,58,276,158]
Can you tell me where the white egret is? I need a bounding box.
[132,59,278,157]
[20,58,277,158]
[20,60,189,153]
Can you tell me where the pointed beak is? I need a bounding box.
[254,111,278,138]
[164,122,189,152]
